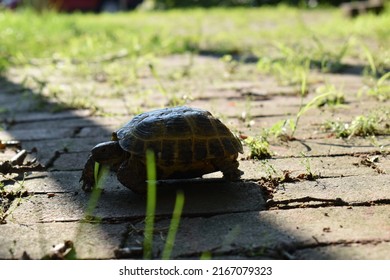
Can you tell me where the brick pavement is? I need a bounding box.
[0,56,389,259]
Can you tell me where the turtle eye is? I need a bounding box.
[111,132,118,141]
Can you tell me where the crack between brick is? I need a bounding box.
[5,115,90,125]
[33,216,145,225]
[267,196,390,209]
[49,168,82,172]
[245,174,361,183]
[298,238,390,249]
[175,238,390,260]
[28,191,77,195]
[44,151,61,169]
[71,127,82,138]
[272,151,389,160]
[31,208,265,225]
[285,238,390,259]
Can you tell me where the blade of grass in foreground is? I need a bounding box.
[362,44,377,77]
[144,149,157,259]
[162,190,185,260]
[84,162,108,219]
[75,161,108,256]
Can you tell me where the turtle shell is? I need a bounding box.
[115,106,242,164]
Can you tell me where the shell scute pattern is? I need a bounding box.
[165,115,193,138]
[193,140,208,161]
[116,106,242,164]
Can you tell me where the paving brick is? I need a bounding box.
[124,206,390,259]
[22,137,107,165]
[4,110,91,123]
[0,127,75,141]
[238,155,387,180]
[22,171,82,193]
[1,53,389,260]
[0,222,126,259]
[293,242,390,260]
[50,152,91,171]
[272,174,390,204]
[8,180,265,224]
[269,137,388,157]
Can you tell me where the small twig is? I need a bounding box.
[11,150,28,166]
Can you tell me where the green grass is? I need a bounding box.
[81,162,109,223]
[0,175,29,225]
[143,149,186,259]
[162,190,185,260]
[243,135,272,159]
[314,84,346,108]
[75,150,184,259]
[299,152,319,180]
[324,109,390,138]
[143,149,157,259]
[257,53,310,86]
[360,72,390,101]
[1,6,389,70]
[1,6,389,114]
[262,72,331,141]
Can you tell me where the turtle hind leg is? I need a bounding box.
[213,156,243,181]
[117,157,147,194]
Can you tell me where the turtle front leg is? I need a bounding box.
[80,155,96,192]
[117,157,147,194]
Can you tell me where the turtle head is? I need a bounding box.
[91,141,125,165]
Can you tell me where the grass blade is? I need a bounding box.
[297,91,333,119]
[377,71,390,86]
[74,161,108,258]
[84,162,109,218]
[143,149,157,259]
[362,45,377,77]
[93,161,100,187]
[162,190,185,260]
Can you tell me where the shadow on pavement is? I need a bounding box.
[0,75,277,259]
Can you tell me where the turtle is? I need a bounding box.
[80,106,243,193]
